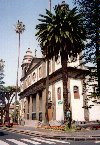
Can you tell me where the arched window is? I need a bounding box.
[48,91,51,101]
[56,56,60,64]
[28,76,31,85]
[57,87,61,100]
[73,86,80,99]
[24,67,27,76]
[39,67,42,78]
[33,72,36,81]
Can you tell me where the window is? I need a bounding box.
[70,56,77,62]
[27,113,29,120]
[39,67,42,78]
[39,112,42,122]
[28,76,31,85]
[48,91,51,101]
[32,112,36,120]
[56,56,60,64]
[33,72,36,81]
[57,87,61,100]
[73,86,80,99]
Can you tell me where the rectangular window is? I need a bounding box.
[73,86,80,99]
[39,112,42,122]
[27,113,29,120]
[32,112,36,120]
[57,87,61,100]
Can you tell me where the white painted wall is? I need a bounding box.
[55,55,80,71]
[88,100,100,121]
[85,74,100,121]
[55,57,62,71]
[68,55,80,68]
[70,79,85,121]
[55,80,64,121]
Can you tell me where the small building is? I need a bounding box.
[19,48,99,125]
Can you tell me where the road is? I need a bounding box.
[0,129,100,145]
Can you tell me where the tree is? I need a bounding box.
[36,1,86,121]
[74,0,100,94]
[14,20,25,122]
[1,86,18,123]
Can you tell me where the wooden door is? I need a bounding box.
[48,108,53,121]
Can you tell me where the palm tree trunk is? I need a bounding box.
[61,54,69,122]
[14,33,20,123]
[45,57,49,123]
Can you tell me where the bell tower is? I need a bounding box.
[21,48,33,78]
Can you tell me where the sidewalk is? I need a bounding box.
[1,125,100,141]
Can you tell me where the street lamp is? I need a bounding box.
[14,20,25,122]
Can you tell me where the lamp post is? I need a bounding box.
[14,20,25,122]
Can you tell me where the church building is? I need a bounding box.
[19,48,100,125]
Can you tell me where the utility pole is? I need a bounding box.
[14,20,25,123]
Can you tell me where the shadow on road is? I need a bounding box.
[0,131,8,136]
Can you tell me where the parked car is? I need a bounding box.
[5,121,13,128]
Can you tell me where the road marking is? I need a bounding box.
[0,140,9,145]
[7,139,28,145]
[45,138,70,144]
[21,139,41,144]
[95,141,100,144]
[32,137,56,144]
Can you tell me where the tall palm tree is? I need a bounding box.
[36,1,86,121]
[14,20,25,122]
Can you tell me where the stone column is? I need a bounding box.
[29,95,33,120]
[42,89,46,122]
[36,93,39,120]
[24,97,28,119]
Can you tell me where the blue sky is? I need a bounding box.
[0,0,73,86]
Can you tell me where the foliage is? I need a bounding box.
[64,122,76,132]
[74,0,100,93]
[11,108,19,123]
[4,85,20,93]
[36,1,86,120]
[36,2,86,61]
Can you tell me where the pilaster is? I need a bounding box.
[42,89,46,122]
[29,95,33,120]
[36,93,39,120]
[24,97,28,119]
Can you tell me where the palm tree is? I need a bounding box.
[36,1,86,121]
[14,20,25,122]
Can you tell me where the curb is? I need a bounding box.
[1,127,100,141]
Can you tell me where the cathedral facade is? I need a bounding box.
[19,48,99,125]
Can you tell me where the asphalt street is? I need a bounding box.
[0,129,100,145]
